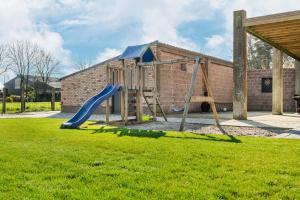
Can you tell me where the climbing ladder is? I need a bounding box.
[143,90,167,121]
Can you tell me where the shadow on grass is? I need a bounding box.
[88,126,241,143]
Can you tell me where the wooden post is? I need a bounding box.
[2,87,6,114]
[179,57,200,131]
[295,60,300,95]
[124,61,129,124]
[203,58,209,93]
[105,64,110,124]
[200,63,219,125]
[20,85,25,112]
[136,61,143,122]
[120,60,125,123]
[272,48,283,115]
[51,87,55,111]
[153,63,157,120]
[233,10,248,120]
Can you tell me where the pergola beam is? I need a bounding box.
[246,27,300,61]
[244,10,300,27]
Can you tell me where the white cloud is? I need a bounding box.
[0,0,71,71]
[202,0,300,59]
[94,48,122,63]
[205,35,225,49]
[53,0,300,60]
[1,0,300,79]
[54,0,219,51]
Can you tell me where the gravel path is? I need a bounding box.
[127,121,288,137]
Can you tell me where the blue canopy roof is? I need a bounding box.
[119,43,155,62]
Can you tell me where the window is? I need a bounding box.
[180,63,187,71]
[261,78,272,93]
[15,78,20,89]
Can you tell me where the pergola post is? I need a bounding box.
[233,10,248,120]
[272,48,283,115]
[295,60,300,95]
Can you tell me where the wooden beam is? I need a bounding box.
[246,27,300,61]
[105,64,110,124]
[138,58,195,67]
[153,63,157,120]
[51,88,55,111]
[138,65,144,122]
[244,10,300,27]
[200,63,219,125]
[190,96,214,103]
[233,10,248,120]
[272,49,283,115]
[156,97,167,122]
[120,60,125,123]
[124,62,129,123]
[179,57,200,131]
[2,87,6,114]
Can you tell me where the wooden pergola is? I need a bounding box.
[233,10,300,119]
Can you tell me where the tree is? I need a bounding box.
[0,44,9,75]
[6,40,39,112]
[247,35,272,69]
[283,54,295,68]
[76,59,92,71]
[248,34,295,69]
[34,49,59,101]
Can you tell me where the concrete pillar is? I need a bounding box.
[272,48,283,115]
[233,10,248,120]
[295,60,300,95]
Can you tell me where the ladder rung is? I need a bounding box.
[143,89,153,92]
[128,112,137,116]
[190,96,214,103]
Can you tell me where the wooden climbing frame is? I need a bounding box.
[105,56,219,128]
[105,58,167,125]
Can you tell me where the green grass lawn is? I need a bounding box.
[0,102,61,113]
[0,118,299,199]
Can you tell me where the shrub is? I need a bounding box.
[11,95,21,102]
[5,96,14,103]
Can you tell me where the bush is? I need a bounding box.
[5,96,14,103]
[26,89,36,102]
[11,95,21,102]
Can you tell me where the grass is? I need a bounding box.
[0,118,299,199]
[0,102,61,113]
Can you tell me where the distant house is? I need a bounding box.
[4,75,61,101]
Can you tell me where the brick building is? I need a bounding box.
[60,41,298,114]
[248,68,296,112]
[60,41,233,114]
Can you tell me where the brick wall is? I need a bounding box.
[61,43,234,114]
[156,45,233,113]
[156,47,203,113]
[61,63,107,113]
[248,69,295,112]
[209,62,233,111]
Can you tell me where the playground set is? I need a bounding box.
[62,9,300,130]
[61,44,219,130]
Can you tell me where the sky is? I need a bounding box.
[0,0,300,86]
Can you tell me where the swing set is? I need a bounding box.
[105,44,219,131]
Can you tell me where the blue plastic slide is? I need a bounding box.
[61,84,120,129]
